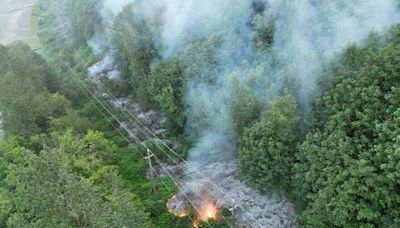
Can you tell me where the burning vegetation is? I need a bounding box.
[193,200,220,227]
[166,190,222,227]
[166,194,191,218]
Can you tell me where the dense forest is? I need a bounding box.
[1,0,400,227]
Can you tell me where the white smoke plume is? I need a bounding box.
[103,0,134,15]
[98,0,400,161]
[169,0,399,161]
[88,0,134,53]
[270,0,400,104]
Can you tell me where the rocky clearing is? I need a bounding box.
[88,55,298,228]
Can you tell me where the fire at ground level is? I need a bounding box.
[159,160,298,227]
[167,191,221,227]
[85,55,297,227]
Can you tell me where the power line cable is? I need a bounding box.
[46,50,215,227]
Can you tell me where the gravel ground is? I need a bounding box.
[161,160,298,228]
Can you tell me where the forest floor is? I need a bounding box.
[87,54,298,228]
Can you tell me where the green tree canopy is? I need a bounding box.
[112,3,160,109]
[0,130,152,227]
[239,93,299,192]
[149,57,187,135]
[227,76,261,135]
[292,26,400,227]
[0,43,55,135]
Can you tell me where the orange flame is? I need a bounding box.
[166,194,221,227]
[166,195,176,214]
[167,195,190,218]
[177,210,189,218]
[193,201,220,228]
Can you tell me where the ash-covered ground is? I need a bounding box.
[87,55,298,228]
[160,160,298,228]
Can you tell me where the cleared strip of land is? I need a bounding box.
[0,0,40,49]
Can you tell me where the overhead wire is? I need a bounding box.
[79,50,261,227]
[46,11,252,225]
[65,48,236,227]
[68,43,259,227]
[77,95,198,227]
[46,49,214,228]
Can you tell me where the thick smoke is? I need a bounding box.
[88,0,135,53]
[98,0,400,161]
[163,0,400,161]
[103,0,134,15]
[270,0,400,105]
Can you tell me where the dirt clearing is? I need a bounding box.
[0,0,40,49]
